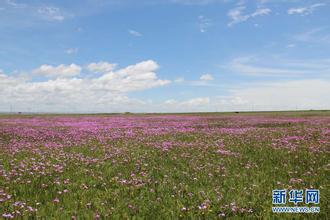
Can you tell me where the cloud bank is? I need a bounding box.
[0,60,170,113]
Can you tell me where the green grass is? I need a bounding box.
[0,112,329,219]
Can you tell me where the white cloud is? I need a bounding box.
[293,27,330,45]
[216,79,330,111]
[200,73,214,81]
[33,64,82,78]
[182,97,210,106]
[225,56,330,77]
[287,44,296,48]
[6,0,26,9]
[86,62,117,73]
[128,30,142,37]
[96,60,170,92]
[0,2,72,26]
[65,48,78,55]
[1,67,329,112]
[1,58,329,113]
[170,0,224,5]
[228,6,271,26]
[163,79,330,112]
[174,77,185,83]
[0,60,170,112]
[288,3,326,16]
[162,97,210,112]
[198,15,212,33]
[164,99,177,105]
[38,6,65,21]
[173,76,214,86]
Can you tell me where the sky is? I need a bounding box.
[0,0,329,113]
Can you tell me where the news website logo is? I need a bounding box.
[272,189,320,213]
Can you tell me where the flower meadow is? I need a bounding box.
[0,112,329,219]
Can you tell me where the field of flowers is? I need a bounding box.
[0,112,329,219]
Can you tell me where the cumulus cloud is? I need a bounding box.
[200,74,214,81]
[288,3,326,16]
[96,60,170,92]
[227,6,271,26]
[1,59,329,113]
[86,62,117,73]
[0,60,170,112]
[32,64,82,78]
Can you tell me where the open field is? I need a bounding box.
[0,112,329,219]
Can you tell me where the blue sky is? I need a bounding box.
[0,0,329,112]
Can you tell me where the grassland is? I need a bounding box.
[0,111,329,219]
